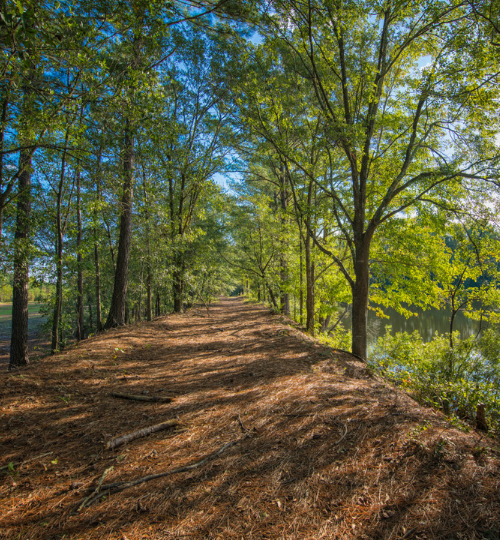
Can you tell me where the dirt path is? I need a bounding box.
[1,298,499,539]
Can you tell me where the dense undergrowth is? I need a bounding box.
[368,328,500,437]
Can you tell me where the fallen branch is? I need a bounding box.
[111,392,172,403]
[106,419,179,450]
[80,437,244,509]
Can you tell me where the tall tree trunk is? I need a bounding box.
[104,120,134,328]
[142,165,152,322]
[299,230,303,325]
[137,261,143,322]
[76,169,84,340]
[51,129,70,354]
[93,148,102,331]
[172,251,184,313]
[0,93,9,241]
[280,260,290,315]
[9,148,31,369]
[88,294,94,331]
[305,229,315,335]
[351,236,372,360]
[94,241,102,331]
[173,268,183,312]
[279,164,290,315]
[51,229,63,353]
[146,264,152,321]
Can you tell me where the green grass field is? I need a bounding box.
[0,303,45,340]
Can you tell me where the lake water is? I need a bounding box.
[365,306,482,345]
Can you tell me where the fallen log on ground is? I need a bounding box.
[80,437,244,509]
[106,419,179,450]
[111,392,172,403]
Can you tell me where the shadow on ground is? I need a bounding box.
[1,298,499,540]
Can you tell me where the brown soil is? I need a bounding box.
[1,297,499,540]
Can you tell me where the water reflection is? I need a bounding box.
[366,306,481,345]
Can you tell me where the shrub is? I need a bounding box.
[369,327,500,435]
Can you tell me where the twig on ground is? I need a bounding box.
[0,452,54,471]
[78,466,114,512]
[106,419,179,449]
[237,413,249,433]
[111,392,172,403]
[79,437,245,509]
[400,528,418,539]
[333,421,348,445]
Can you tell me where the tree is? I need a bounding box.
[254,0,500,358]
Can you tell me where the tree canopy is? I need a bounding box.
[1,0,499,372]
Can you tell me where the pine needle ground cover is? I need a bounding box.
[1,298,499,539]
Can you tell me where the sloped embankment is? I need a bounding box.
[0,297,499,539]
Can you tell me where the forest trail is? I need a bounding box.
[1,297,499,540]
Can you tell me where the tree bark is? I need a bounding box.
[51,129,70,354]
[76,169,84,340]
[94,241,102,331]
[88,294,94,332]
[0,93,9,241]
[104,120,134,328]
[93,148,102,331]
[172,255,184,313]
[142,167,152,321]
[351,235,372,360]
[146,265,152,321]
[267,283,278,310]
[279,164,290,315]
[51,228,63,354]
[173,270,183,312]
[9,148,31,369]
[299,230,303,325]
[305,230,315,335]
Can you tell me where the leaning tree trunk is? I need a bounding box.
[351,235,372,360]
[267,283,278,310]
[104,121,134,328]
[9,148,31,369]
